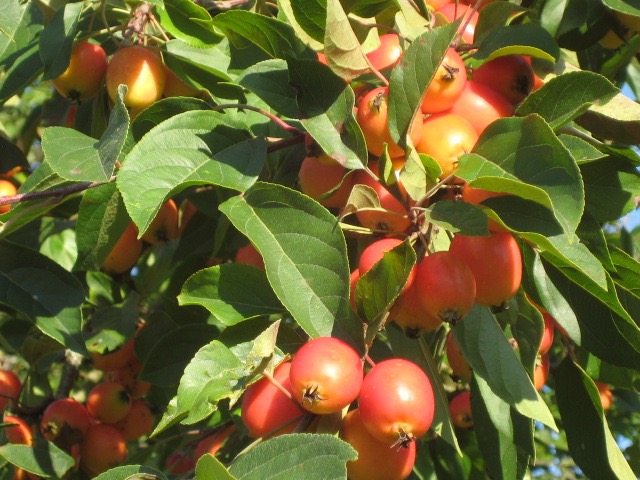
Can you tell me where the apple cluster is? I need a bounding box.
[238,337,436,480]
[0,335,155,478]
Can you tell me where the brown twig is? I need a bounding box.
[0,178,113,209]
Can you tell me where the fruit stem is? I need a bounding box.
[262,369,295,403]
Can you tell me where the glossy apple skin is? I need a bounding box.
[0,180,17,214]
[106,46,165,110]
[472,55,535,105]
[102,223,143,275]
[450,81,514,135]
[53,41,108,101]
[341,408,416,480]
[414,112,478,180]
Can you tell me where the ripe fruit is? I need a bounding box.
[615,11,640,32]
[102,222,143,274]
[90,335,136,371]
[0,180,17,214]
[449,231,522,307]
[52,41,108,102]
[106,357,151,400]
[163,64,200,98]
[86,381,132,424]
[534,354,550,391]
[390,281,443,336]
[298,154,354,208]
[141,199,180,244]
[449,391,473,428]
[358,238,415,293]
[595,381,614,411]
[80,424,127,476]
[352,167,411,233]
[106,46,165,110]
[446,332,472,381]
[420,48,467,114]
[194,425,236,461]
[289,337,363,415]
[472,55,535,105]
[0,369,21,411]
[450,81,514,135]
[234,242,264,269]
[356,87,423,158]
[114,399,155,441]
[414,112,478,180]
[166,451,195,474]
[4,415,33,445]
[358,358,435,445]
[366,34,403,71]
[413,251,476,324]
[341,408,416,480]
[40,398,91,444]
[538,311,555,355]
[241,362,304,438]
[435,3,479,45]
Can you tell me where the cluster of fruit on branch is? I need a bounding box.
[0,0,634,477]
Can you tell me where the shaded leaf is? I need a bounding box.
[555,358,637,480]
[179,263,286,325]
[0,240,86,354]
[118,110,266,237]
[38,2,82,80]
[453,306,557,430]
[219,183,362,345]
[0,439,74,478]
[229,434,356,480]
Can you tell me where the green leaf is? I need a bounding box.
[175,322,280,425]
[118,110,266,237]
[581,155,640,224]
[0,42,43,103]
[212,10,312,59]
[74,183,131,272]
[239,59,299,119]
[228,434,356,479]
[322,0,370,79]
[179,263,286,325]
[38,2,82,80]
[164,39,243,101]
[196,454,237,480]
[0,439,75,479]
[94,465,168,480]
[43,85,128,182]
[576,90,640,144]
[524,246,640,369]
[0,240,86,355]
[354,240,415,343]
[140,323,219,387]
[219,183,362,343]
[555,358,637,480]
[40,228,76,271]
[480,196,607,288]
[473,2,528,45]
[558,134,607,164]
[388,22,460,149]
[0,1,42,69]
[155,0,222,47]
[471,375,534,480]
[458,115,584,236]
[473,23,559,62]
[287,57,368,169]
[424,200,490,237]
[280,0,326,45]
[453,306,557,430]
[517,71,619,130]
